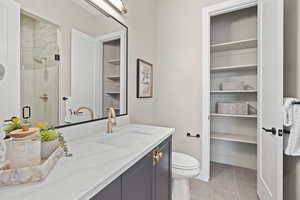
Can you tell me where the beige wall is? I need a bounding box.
[284,0,300,200]
[153,0,228,162]
[124,0,158,125]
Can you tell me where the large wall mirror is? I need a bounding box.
[16,0,128,128]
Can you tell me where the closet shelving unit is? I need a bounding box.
[102,39,121,117]
[211,132,257,144]
[211,38,257,52]
[209,6,258,169]
[210,64,257,72]
[210,113,257,118]
[105,59,120,65]
[210,90,257,93]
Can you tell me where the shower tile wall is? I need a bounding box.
[21,14,59,126]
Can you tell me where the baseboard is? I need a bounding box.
[194,170,209,182]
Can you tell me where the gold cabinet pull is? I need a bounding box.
[158,152,163,160]
[152,148,164,165]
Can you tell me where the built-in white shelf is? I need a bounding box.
[211,38,257,52]
[105,59,120,65]
[211,131,257,144]
[211,64,257,72]
[106,76,120,80]
[210,113,257,118]
[211,90,257,94]
[105,92,120,95]
[105,107,120,110]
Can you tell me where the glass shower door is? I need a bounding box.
[20,14,59,126]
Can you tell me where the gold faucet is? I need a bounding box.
[107,107,117,134]
[74,106,94,120]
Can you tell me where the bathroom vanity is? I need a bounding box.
[92,134,171,200]
[0,124,174,200]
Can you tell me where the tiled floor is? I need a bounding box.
[191,162,259,200]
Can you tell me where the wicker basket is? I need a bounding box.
[216,102,249,115]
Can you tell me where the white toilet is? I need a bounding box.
[172,152,200,200]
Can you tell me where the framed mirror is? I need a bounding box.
[16,0,128,128]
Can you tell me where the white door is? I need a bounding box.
[71,29,97,122]
[257,0,284,199]
[0,0,20,120]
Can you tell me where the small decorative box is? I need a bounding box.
[5,128,41,169]
[216,102,249,115]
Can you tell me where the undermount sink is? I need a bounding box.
[122,130,154,135]
[96,131,151,148]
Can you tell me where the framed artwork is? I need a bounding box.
[137,59,153,98]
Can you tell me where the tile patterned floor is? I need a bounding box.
[191,162,259,200]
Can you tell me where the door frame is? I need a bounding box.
[200,0,258,182]
[97,31,127,118]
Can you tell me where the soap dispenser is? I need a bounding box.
[22,106,32,131]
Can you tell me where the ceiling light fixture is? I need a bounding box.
[105,0,128,14]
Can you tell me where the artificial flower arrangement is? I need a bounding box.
[4,117,22,134]
[36,122,59,142]
[35,122,60,159]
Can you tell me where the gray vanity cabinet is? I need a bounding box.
[122,153,154,200]
[90,177,122,200]
[155,139,171,200]
[90,137,171,200]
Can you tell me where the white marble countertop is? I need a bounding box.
[0,124,174,200]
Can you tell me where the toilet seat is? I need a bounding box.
[172,152,199,170]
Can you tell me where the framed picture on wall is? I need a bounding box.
[137,59,153,98]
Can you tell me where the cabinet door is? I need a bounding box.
[90,177,121,200]
[257,0,283,200]
[122,153,154,200]
[155,138,171,200]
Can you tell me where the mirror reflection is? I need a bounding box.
[17,0,127,127]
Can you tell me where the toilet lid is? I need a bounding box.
[172,152,199,170]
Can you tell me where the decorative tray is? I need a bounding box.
[0,147,64,186]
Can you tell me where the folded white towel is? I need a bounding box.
[284,98,300,156]
[283,98,296,127]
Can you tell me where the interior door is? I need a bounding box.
[0,0,20,120]
[257,0,284,200]
[71,29,97,122]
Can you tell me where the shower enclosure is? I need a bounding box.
[20,13,59,126]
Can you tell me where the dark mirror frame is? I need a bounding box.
[56,0,128,129]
